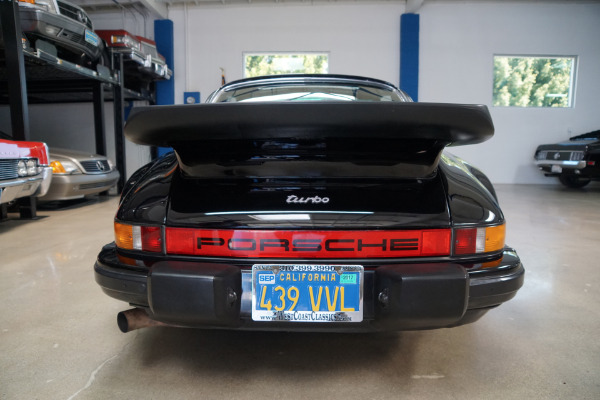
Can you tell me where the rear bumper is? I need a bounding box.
[95,244,524,332]
[535,160,586,170]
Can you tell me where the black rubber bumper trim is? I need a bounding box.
[94,243,524,331]
[148,261,241,327]
[94,244,149,306]
[468,264,525,309]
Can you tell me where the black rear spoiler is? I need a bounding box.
[125,102,494,179]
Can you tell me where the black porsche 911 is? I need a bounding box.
[94,74,524,333]
[534,130,600,188]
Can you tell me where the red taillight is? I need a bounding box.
[141,226,162,252]
[454,224,505,255]
[114,222,162,253]
[454,228,481,255]
[164,228,451,258]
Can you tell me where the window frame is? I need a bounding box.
[243,52,330,78]
[492,54,577,108]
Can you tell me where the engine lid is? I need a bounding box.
[166,174,450,230]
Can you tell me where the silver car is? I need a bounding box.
[40,148,119,201]
[10,0,104,66]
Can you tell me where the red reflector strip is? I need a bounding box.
[165,228,451,258]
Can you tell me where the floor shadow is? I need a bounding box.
[37,194,116,211]
[126,327,418,377]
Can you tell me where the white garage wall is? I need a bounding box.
[167,2,406,103]
[0,102,150,180]
[418,1,600,184]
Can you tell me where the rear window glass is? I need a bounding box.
[211,83,405,103]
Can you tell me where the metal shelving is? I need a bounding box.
[0,0,155,200]
[0,0,155,217]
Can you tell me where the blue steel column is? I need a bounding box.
[154,19,175,158]
[400,13,419,101]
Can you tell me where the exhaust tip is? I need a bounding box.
[117,311,129,333]
[117,308,166,332]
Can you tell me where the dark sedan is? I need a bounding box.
[534,130,600,188]
[94,74,524,333]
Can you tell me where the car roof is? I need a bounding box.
[223,73,397,88]
[210,74,407,102]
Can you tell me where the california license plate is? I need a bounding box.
[85,29,100,47]
[252,264,363,323]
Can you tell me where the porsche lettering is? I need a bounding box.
[197,237,418,253]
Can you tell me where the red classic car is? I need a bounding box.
[95,30,150,69]
[136,35,172,80]
[0,134,53,216]
[96,30,171,80]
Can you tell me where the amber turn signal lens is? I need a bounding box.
[484,224,506,253]
[50,161,66,174]
[114,222,134,250]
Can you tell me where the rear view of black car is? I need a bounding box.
[94,75,524,333]
[534,130,600,188]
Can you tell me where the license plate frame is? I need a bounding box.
[85,29,100,47]
[252,264,363,323]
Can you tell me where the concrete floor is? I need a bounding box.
[0,184,599,399]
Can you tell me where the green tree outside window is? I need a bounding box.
[245,54,329,78]
[493,56,575,107]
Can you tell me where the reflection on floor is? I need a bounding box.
[1,184,599,399]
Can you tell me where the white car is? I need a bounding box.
[40,148,119,201]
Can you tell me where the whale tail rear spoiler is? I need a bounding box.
[125,102,494,179]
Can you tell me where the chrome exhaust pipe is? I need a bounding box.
[117,308,166,333]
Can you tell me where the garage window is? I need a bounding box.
[493,55,576,107]
[244,53,329,78]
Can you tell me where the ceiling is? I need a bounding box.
[71,0,593,23]
[72,0,416,20]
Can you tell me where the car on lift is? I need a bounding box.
[95,29,151,70]
[137,36,172,80]
[94,74,524,333]
[96,30,171,80]
[1,0,104,67]
[534,130,600,188]
[0,133,52,218]
[40,147,119,202]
